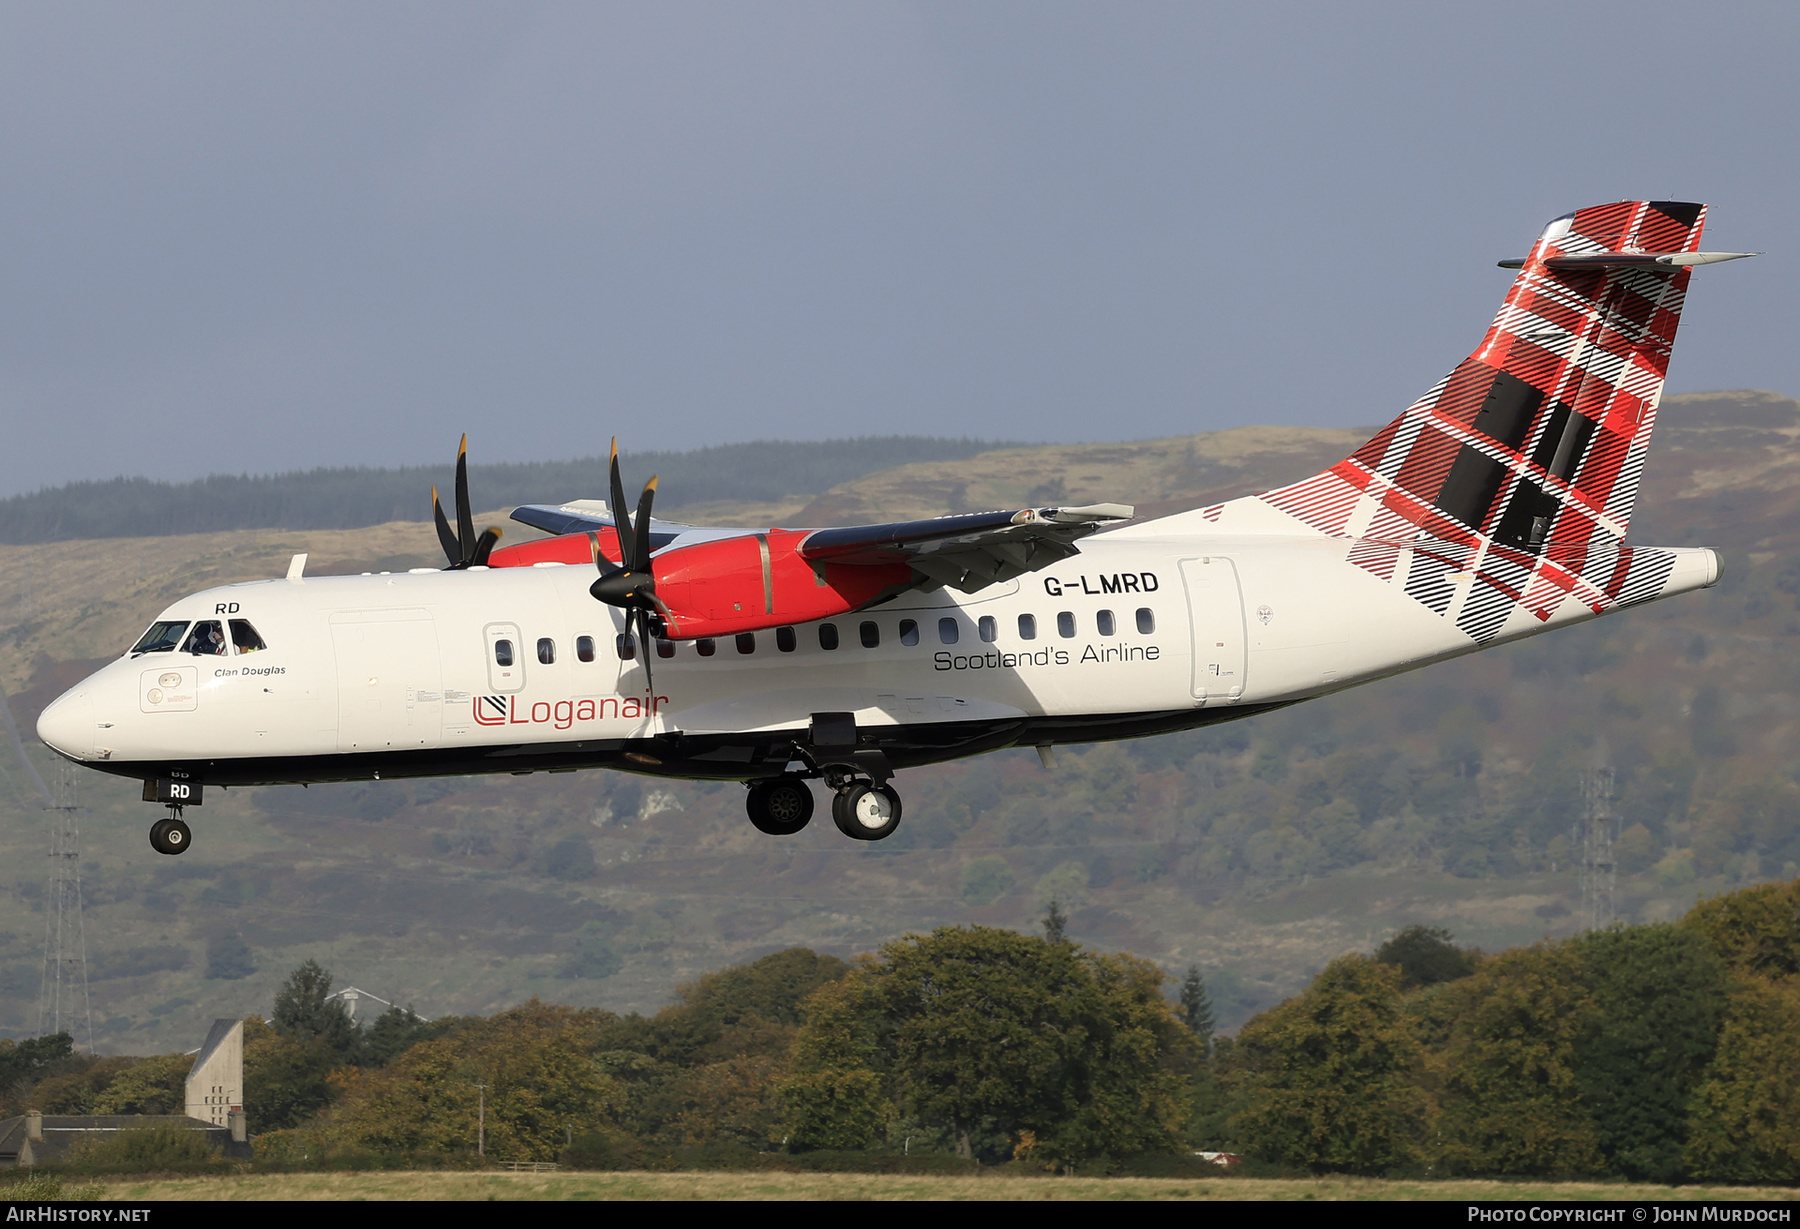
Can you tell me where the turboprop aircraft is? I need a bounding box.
[36,200,1755,856]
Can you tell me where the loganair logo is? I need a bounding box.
[474,694,668,730]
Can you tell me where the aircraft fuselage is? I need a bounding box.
[37,524,1720,790]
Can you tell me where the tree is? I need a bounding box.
[1682,879,1800,982]
[0,1033,77,1109]
[1375,925,1475,988]
[1042,898,1068,945]
[91,1054,192,1115]
[778,972,890,1151]
[869,926,1191,1166]
[272,959,360,1061]
[1571,924,1729,1182]
[1685,975,1800,1182]
[363,1005,435,1067]
[1227,954,1423,1174]
[1179,965,1216,1053]
[243,1016,336,1131]
[560,923,623,981]
[1430,945,1602,1176]
[960,856,1014,906]
[324,1001,624,1161]
[204,935,256,981]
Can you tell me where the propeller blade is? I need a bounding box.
[633,477,658,575]
[470,526,503,567]
[635,607,655,697]
[608,438,633,568]
[432,485,461,567]
[455,433,475,566]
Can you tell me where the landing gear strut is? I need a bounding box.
[149,809,192,856]
[745,779,816,835]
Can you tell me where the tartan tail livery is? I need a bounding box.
[1254,200,1756,644]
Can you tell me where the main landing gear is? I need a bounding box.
[743,774,904,842]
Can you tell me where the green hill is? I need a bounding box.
[1,390,1795,1052]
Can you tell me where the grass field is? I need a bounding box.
[86,1171,1800,1201]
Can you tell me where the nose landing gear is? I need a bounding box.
[142,779,200,855]
[149,811,192,856]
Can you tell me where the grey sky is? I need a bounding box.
[2,2,1792,496]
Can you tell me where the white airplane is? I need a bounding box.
[37,200,1755,856]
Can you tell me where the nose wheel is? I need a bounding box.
[149,812,192,856]
[831,782,902,841]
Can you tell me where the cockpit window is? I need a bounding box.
[131,621,189,656]
[229,620,267,654]
[182,620,227,656]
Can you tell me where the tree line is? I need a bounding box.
[2,878,1796,1179]
[0,436,1006,543]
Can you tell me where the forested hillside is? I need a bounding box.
[0,436,1012,543]
[0,390,1796,1054]
[6,879,1796,1180]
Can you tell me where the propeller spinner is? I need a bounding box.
[432,434,503,568]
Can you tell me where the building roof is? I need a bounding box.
[0,1114,228,1167]
[187,1018,240,1080]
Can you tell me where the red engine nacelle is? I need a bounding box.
[486,529,911,638]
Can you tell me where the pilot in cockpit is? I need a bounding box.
[188,621,226,656]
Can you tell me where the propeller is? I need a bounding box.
[432,434,503,568]
[589,438,672,692]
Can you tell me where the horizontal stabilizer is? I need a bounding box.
[1498,251,1758,270]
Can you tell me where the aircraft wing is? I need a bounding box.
[510,500,747,553]
[799,504,1135,594]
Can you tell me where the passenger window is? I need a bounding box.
[899,619,919,646]
[1057,612,1076,638]
[229,620,266,654]
[1137,607,1155,634]
[1097,610,1116,636]
[939,617,959,645]
[183,620,226,656]
[819,623,839,651]
[576,635,596,663]
[616,633,636,660]
[495,638,515,666]
[978,616,997,643]
[131,621,189,656]
[777,626,797,653]
[860,621,880,649]
[537,637,556,665]
[737,633,756,655]
[1018,614,1037,641]
[697,638,717,657]
[656,636,675,659]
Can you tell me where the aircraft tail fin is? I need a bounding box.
[1261,201,1739,554]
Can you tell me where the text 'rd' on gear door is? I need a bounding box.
[1180,557,1247,704]
[330,609,442,751]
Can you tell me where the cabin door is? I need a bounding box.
[1179,557,1247,705]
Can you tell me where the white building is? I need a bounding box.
[184,1018,243,1127]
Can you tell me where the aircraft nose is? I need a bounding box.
[36,690,94,760]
